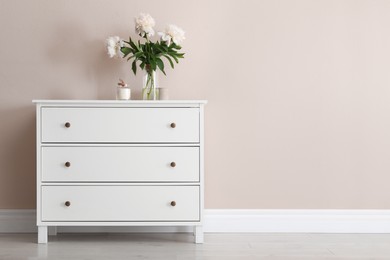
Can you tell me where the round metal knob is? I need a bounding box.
[170,201,176,207]
[170,162,176,168]
[64,201,71,207]
[65,122,71,128]
[170,123,176,128]
[65,162,71,167]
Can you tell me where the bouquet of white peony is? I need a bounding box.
[106,13,185,100]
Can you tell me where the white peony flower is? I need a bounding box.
[135,13,155,37]
[106,36,124,58]
[158,24,185,46]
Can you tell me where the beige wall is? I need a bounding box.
[1,0,390,209]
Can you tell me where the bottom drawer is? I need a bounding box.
[41,186,199,222]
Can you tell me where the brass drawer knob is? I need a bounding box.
[65,161,71,167]
[170,201,176,207]
[170,162,176,168]
[64,201,71,207]
[64,122,71,128]
[170,122,176,128]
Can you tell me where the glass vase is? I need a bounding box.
[142,69,159,100]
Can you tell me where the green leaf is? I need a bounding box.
[129,38,139,51]
[135,51,144,58]
[153,44,162,54]
[121,47,132,57]
[170,54,179,63]
[171,43,182,50]
[127,55,135,61]
[158,42,169,52]
[162,54,174,69]
[156,58,166,75]
[176,52,185,58]
[132,60,137,75]
[150,60,157,71]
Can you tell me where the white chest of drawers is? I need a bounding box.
[33,100,207,244]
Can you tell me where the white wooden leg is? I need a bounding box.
[49,226,57,236]
[38,226,48,244]
[194,225,204,244]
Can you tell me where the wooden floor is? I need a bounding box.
[1,233,390,259]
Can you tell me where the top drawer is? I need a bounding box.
[41,107,199,143]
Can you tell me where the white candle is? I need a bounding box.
[116,87,131,100]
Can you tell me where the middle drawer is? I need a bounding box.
[42,146,199,182]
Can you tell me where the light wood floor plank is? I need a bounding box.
[0,233,390,259]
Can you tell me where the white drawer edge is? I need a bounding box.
[40,144,201,147]
[40,142,201,145]
[39,183,200,186]
[37,221,202,226]
[41,181,201,184]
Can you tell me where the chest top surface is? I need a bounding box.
[33,100,207,108]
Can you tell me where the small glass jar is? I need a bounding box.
[158,88,169,100]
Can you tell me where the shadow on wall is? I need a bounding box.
[45,23,128,99]
[0,105,36,208]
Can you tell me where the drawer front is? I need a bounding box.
[41,108,199,143]
[42,146,199,182]
[41,186,200,221]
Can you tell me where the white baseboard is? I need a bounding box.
[204,209,390,233]
[1,209,390,233]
